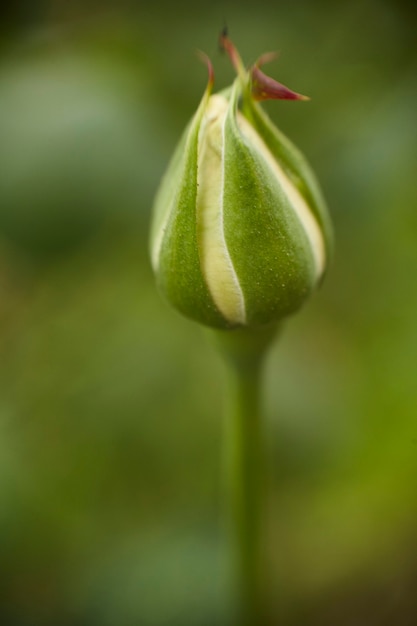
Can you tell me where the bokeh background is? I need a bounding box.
[0,0,416,624]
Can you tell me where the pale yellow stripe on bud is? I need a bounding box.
[237,115,326,281]
[197,95,246,325]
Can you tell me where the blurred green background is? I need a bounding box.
[0,0,416,624]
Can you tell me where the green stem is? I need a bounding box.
[226,355,263,624]
[210,324,279,626]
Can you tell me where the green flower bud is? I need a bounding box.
[150,37,332,329]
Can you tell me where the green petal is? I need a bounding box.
[151,87,227,328]
[242,97,333,265]
[222,81,318,325]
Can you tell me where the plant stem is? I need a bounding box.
[210,324,278,626]
[226,354,264,625]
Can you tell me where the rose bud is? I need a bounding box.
[150,37,332,329]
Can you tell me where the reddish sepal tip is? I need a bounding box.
[251,65,309,102]
[196,50,215,88]
[218,33,242,74]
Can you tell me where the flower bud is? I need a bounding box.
[150,38,332,329]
